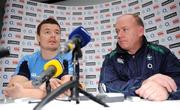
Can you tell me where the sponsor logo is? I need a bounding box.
[175,34,180,39]
[169,42,180,49]
[164,12,177,20]
[100,9,109,13]
[85,50,95,54]
[84,6,94,10]
[145,26,157,32]
[101,31,111,35]
[128,1,138,6]
[153,4,159,9]
[26,12,36,17]
[134,5,140,10]
[162,0,174,6]
[147,63,153,69]
[112,1,121,5]
[44,10,54,14]
[12,4,23,8]
[61,28,66,31]
[12,60,18,65]
[25,24,36,28]
[85,16,94,20]
[72,22,82,26]
[17,22,23,26]
[86,88,97,92]
[8,54,18,58]
[24,35,35,40]
[86,75,96,79]
[85,27,94,31]
[144,13,155,20]
[170,4,176,10]
[117,58,124,64]
[157,31,164,36]
[57,6,66,10]
[85,62,96,66]
[7,40,20,45]
[3,82,9,87]
[172,18,179,24]
[102,42,112,47]
[93,10,98,14]
[14,47,20,52]
[9,27,21,32]
[72,12,82,15]
[14,35,21,41]
[4,68,16,72]
[27,1,37,6]
[101,19,110,24]
[57,17,66,20]
[166,27,179,34]
[142,1,153,7]
[155,17,162,22]
[22,48,34,52]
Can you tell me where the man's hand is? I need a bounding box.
[50,75,71,97]
[136,81,169,101]
[3,83,25,99]
[145,74,177,93]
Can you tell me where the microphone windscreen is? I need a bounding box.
[0,48,10,58]
[44,59,64,78]
[69,26,91,48]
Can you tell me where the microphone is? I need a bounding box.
[0,47,10,58]
[32,59,64,87]
[59,26,91,54]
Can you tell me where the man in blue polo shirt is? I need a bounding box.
[4,18,73,99]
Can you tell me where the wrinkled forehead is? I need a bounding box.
[115,15,138,28]
[41,23,61,31]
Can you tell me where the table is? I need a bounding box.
[0,97,179,110]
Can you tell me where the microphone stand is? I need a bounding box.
[45,80,51,95]
[33,42,109,110]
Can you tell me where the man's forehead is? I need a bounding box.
[117,14,135,22]
[41,24,60,30]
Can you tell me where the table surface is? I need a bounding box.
[0,96,180,110]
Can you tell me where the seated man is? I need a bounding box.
[4,18,73,99]
[100,13,180,101]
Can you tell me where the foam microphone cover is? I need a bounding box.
[0,47,10,58]
[69,26,91,48]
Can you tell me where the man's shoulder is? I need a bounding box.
[147,43,170,55]
[105,49,118,59]
[21,51,40,61]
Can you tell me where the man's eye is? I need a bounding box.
[45,31,50,34]
[123,28,128,32]
[56,31,60,35]
[115,30,119,34]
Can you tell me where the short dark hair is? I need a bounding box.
[37,18,61,35]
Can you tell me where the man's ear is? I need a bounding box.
[37,35,40,45]
[138,26,144,37]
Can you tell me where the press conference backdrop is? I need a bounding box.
[0,0,179,97]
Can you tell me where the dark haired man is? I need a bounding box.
[100,14,180,101]
[4,18,72,99]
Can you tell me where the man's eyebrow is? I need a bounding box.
[43,28,50,30]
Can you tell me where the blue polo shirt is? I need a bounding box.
[15,50,73,81]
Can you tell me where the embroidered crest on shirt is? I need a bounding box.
[117,57,124,64]
[146,54,153,69]
[147,54,152,61]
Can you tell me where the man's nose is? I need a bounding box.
[117,31,124,39]
[50,32,56,37]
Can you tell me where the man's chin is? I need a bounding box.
[47,48,58,51]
